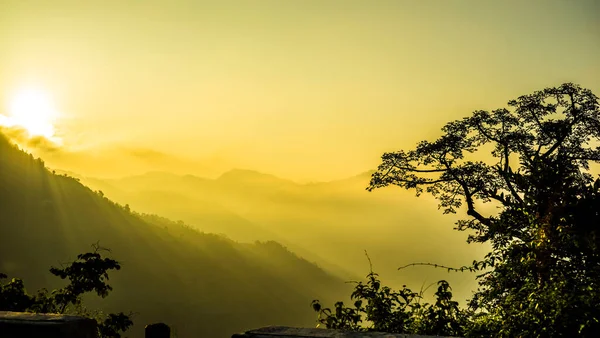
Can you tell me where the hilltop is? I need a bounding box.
[0,133,348,338]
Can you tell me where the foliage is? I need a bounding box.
[311,267,466,337]
[360,83,600,336]
[0,243,133,338]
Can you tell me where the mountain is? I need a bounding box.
[76,170,361,281]
[75,165,488,304]
[0,133,348,338]
[217,169,296,188]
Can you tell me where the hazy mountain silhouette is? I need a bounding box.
[217,169,295,187]
[0,133,348,338]
[75,169,361,280]
[77,165,488,303]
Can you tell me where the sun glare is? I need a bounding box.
[3,87,60,141]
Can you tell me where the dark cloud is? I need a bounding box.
[26,135,61,153]
[0,126,61,153]
[0,125,29,142]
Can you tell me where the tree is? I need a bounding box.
[368,83,600,336]
[310,253,467,336]
[0,243,133,338]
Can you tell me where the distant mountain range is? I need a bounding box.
[0,133,349,338]
[71,163,488,304]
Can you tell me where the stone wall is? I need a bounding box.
[233,326,458,338]
[0,311,459,338]
[0,311,97,338]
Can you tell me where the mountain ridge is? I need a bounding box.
[71,155,486,305]
[55,167,376,188]
[0,133,348,338]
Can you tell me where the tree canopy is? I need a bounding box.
[0,243,133,338]
[312,83,600,337]
[368,83,600,336]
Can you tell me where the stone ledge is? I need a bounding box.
[232,326,457,338]
[0,311,97,338]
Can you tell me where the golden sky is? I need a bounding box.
[1,0,599,181]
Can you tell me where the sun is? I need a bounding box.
[3,87,60,140]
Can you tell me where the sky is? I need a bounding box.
[0,0,599,181]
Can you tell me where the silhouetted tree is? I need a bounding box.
[368,83,600,336]
[311,258,466,336]
[0,243,133,338]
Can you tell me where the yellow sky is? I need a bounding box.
[1,0,599,181]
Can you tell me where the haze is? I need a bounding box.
[1,1,600,337]
[1,0,598,181]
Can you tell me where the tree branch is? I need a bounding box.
[474,120,502,144]
[394,178,452,186]
[400,167,448,173]
[397,262,475,273]
[498,151,524,205]
[541,95,582,159]
[462,182,492,226]
[439,157,493,227]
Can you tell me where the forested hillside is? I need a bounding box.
[0,133,348,338]
[76,164,486,301]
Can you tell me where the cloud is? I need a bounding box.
[0,125,61,153]
[27,135,61,153]
[120,146,233,177]
[0,126,233,178]
[126,148,173,162]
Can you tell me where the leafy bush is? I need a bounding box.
[312,253,467,336]
[0,243,133,338]
[312,269,466,337]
